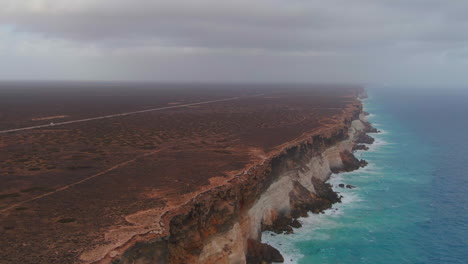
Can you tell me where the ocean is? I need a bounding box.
[263,88,468,264]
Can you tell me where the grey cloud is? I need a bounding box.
[1,0,467,86]
[1,0,443,51]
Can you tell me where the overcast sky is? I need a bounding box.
[1,0,467,86]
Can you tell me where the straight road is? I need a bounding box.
[0,95,262,134]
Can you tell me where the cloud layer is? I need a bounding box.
[1,0,467,86]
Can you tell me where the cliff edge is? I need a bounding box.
[106,92,376,264]
[0,86,371,264]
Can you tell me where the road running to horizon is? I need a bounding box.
[0,94,264,134]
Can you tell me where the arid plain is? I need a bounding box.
[0,83,363,264]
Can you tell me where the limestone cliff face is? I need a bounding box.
[112,104,374,264]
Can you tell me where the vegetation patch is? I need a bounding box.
[21,186,55,193]
[66,165,93,170]
[0,193,20,200]
[58,218,76,223]
[47,148,60,152]
[141,144,157,150]
[213,150,232,154]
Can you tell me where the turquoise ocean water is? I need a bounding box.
[263,88,468,264]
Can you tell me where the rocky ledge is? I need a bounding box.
[105,95,377,264]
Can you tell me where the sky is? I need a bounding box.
[0,0,467,86]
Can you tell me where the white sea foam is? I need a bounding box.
[263,231,304,264]
[375,128,388,134]
[264,99,386,264]
[263,180,364,264]
[262,172,367,264]
[365,138,389,152]
[355,164,382,176]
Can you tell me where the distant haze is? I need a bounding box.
[1,0,467,87]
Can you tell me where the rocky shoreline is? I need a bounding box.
[104,93,377,264]
[256,115,377,263]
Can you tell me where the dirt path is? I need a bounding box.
[0,148,163,213]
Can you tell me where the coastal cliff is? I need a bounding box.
[104,97,375,264]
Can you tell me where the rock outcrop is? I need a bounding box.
[353,144,369,151]
[246,239,284,264]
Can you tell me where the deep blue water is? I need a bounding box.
[264,88,468,264]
